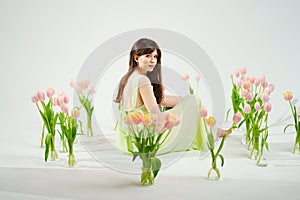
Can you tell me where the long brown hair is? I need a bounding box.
[115,38,163,104]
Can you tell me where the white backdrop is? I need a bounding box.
[0,0,300,134]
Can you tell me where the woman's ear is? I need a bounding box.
[134,55,139,62]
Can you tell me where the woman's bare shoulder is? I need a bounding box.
[138,75,151,88]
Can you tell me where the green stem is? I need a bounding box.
[87,114,93,136]
[40,124,45,148]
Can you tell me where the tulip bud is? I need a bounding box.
[283,91,293,101]
[244,103,251,113]
[71,108,80,119]
[199,107,208,118]
[264,103,272,113]
[254,102,261,111]
[182,74,189,81]
[233,112,242,124]
[31,95,39,103]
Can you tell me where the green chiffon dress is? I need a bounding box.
[116,75,208,155]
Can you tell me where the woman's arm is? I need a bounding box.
[161,95,180,108]
[138,76,166,132]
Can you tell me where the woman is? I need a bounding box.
[115,38,226,155]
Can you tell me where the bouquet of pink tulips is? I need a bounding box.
[31,88,59,161]
[32,88,81,164]
[58,107,80,167]
[283,91,300,154]
[124,111,180,186]
[69,80,95,137]
[229,68,274,166]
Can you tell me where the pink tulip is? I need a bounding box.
[71,108,80,119]
[254,102,261,111]
[254,78,260,87]
[268,84,275,93]
[141,114,152,126]
[262,93,269,102]
[182,74,190,81]
[31,95,39,103]
[37,91,45,101]
[52,98,58,106]
[235,70,240,78]
[297,107,300,116]
[242,89,248,97]
[78,80,90,90]
[244,103,251,113]
[247,76,256,84]
[236,79,242,87]
[62,95,69,104]
[56,96,63,106]
[283,91,293,101]
[233,112,242,124]
[239,68,247,75]
[260,76,266,84]
[199,107,208,118]
[242,81,251,90]
[75,86,81,93]
[69,80,75,88]
[246,91,254,102]
[195,74,201,81]
[165,113,180,130]
[262,81,268,88]
[88,87,96,95]
[124,115,133,125]
[60,103,69,113]
[206,116,216,127]
[240,75,247,81]
[264,103,272,113]
[46,88,55,98]
[84,80,90,89]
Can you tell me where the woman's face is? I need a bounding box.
[135,49,158,74]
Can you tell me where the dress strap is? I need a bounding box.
[131,75,142,110]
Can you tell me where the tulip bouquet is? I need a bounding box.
[69,80,95,137]
[199,106,238,180]
[124,110,180,186]
[283,91,300,154]
[31,88,59,161]
[229,68,274,166]
[58,107,80,167]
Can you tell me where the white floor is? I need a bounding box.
[0,128,300,200]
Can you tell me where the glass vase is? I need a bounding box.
[140,157,154,186]
[256,150,268,167]
[293,142,300,155]
[207,167,220,181]
[65,153,77,167]
[65,143,77,167]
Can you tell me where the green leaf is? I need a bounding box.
[189,86,194,95]
[238,119,245,128]
[132,153,139,162]
[207,133,214,149]
[284,124,295,134]
[265,141,269,151]
[151,157,161,178]
[44,134,52,162]
[219,154,225,167]
[225,108,231,122]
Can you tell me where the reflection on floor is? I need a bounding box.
[0,128,299,200]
